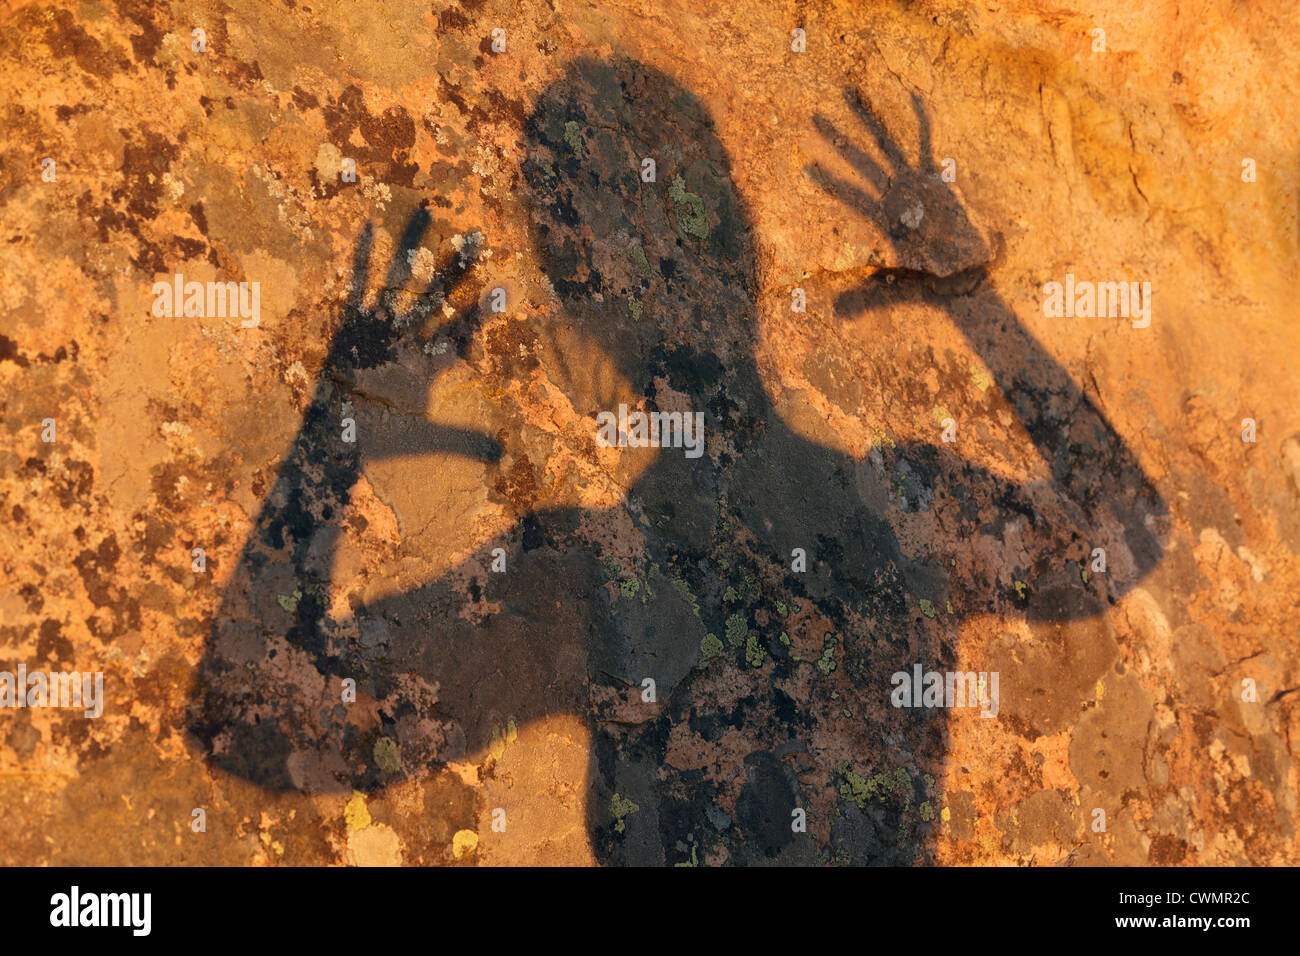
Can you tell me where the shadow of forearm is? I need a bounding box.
[839,269,1168,594]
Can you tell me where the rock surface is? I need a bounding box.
[0,0,1296,866]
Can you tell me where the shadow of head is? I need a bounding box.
[521,56,767,416]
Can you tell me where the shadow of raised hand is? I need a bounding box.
[807,88,1168,608]
[809,89,990,278]
[188,208,500,792]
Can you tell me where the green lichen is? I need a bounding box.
[489,720,507,760]
[919,801,936,821]
[619,578,640,599]
[630,244,652,279]
[817,634,838,674]
[838,764,913,811]
[486,717,520,764]
[725,613,748,648]
[838,766,870,808]
[1013,579,1028,599]
[668,174,710,240]
[563,120,584,154]
[671,578,700,616]
[778,631,791,646]
[889,768,914,812]
[671,577,701,616]
[610,792,640,834]
[699,632,723,666]
[918,598,936,619]
[775,600,788,618]
[628,296,642,321]
[745,634,766,667]
[373,737,401,774]
[673,846,699,867]
[277,588,303,614]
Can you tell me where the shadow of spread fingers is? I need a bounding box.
[910,92,937,174]
[805,161,889,233]
[382,208,434,295]
[409,233,485,341]
[346,222,376,314]
[843,86,908,172]
[812,113,890,194]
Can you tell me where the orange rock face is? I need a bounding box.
[0,1,1296,866]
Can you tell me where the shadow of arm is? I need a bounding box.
[841,272,1168,603]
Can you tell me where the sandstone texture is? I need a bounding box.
[0,0,1297,866]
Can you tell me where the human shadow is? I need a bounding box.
[189,57,1167,866]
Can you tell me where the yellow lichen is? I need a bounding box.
[452,829,479,859]
[344,791,371,831]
